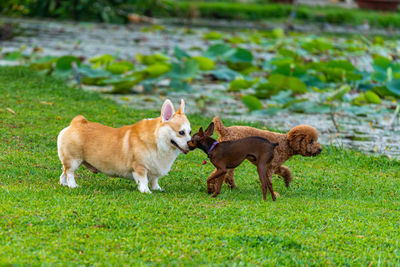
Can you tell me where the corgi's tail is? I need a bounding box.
[212,116,229,137]
[70,115,88,126]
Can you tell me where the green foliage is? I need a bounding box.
[166,1,400,29]
[192,56,214,71]
[55,55,80,70]
[105,61,135,74]
[241,95,263,111]
[1,67,400,266]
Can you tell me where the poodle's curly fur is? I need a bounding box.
[207,116,322,194]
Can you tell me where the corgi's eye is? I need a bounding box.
[179,130,185,136]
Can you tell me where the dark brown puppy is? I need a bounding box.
[188,122,279,201]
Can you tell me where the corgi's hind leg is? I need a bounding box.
[62,159,82,188]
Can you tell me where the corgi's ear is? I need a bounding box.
[161,99,175,122]
[205,122,214,136]
[176,99,185,115]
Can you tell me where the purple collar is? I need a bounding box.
[207,141,218,157]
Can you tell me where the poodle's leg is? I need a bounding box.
[265,168,276,201]
[224,169,237,189]
[257,164,268,201]
[275,166,292,187]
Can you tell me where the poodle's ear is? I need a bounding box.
[161,99,175,122]
[287,126,306,153]
[204,122,214,136]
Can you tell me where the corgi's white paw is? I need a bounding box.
[67,179,78,188]
[151,184,164,191]
[60,174,68,186]
[138,184,152,194]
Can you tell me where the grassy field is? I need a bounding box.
[1,67,400,266]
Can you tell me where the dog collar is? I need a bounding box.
[207,141,218,157]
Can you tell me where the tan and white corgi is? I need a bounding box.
[57,99,191,193]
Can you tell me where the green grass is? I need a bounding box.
[1,66,400,266]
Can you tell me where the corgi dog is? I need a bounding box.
[57,99,191,193]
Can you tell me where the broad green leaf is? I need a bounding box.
[328,85,351,101]
[136,53,169,65]
[169,59,199,80]
[326,60,355,71]
[78,65,111,78]
[174,46,191,60]
[228,48,253,63]
[364,91,381,104]
[229,78,254,91]
[203,31,224,40]
[105,61,134,74]
[192,56,214,71]
[254,82,281,99]
[145,64,171,78]
[89,54,114,65]
[56,56,80,70]
[242,95,263,111]
[386,79,400,96]
[372,55,391,73]
[229,36,246,44]
[5,51,22,61]
[209,67,238,81]
[272,28,284,39]
[203,43,233,59]
[287,77,308,93]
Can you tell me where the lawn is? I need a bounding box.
[1,67,399,266]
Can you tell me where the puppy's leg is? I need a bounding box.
[133,166,151,194]
[207,169,227,183]
[224,169,237,189]
[257,164,268,201]
[63,159,82,188]
[212,174,226,198]
[150,178,164,191]
[275,166,292,187]
[265,169,276,201]
[207,169,217,194]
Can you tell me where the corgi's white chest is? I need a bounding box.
[144,147,179,179]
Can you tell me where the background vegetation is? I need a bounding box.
[1,67,400,265]
[1,0,400,28]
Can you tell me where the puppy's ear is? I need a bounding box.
[161,99,175,122]
[198,127,204,135]
[176,99,185,115]
[205,122,214,136]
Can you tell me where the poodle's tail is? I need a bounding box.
[212,116,229,137]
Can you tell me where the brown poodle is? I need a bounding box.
[207,116,322,194]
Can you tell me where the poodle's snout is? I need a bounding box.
[318,148,322,153]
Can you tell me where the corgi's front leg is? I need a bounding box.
[150,178,164,191]
[132,166,151,194]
